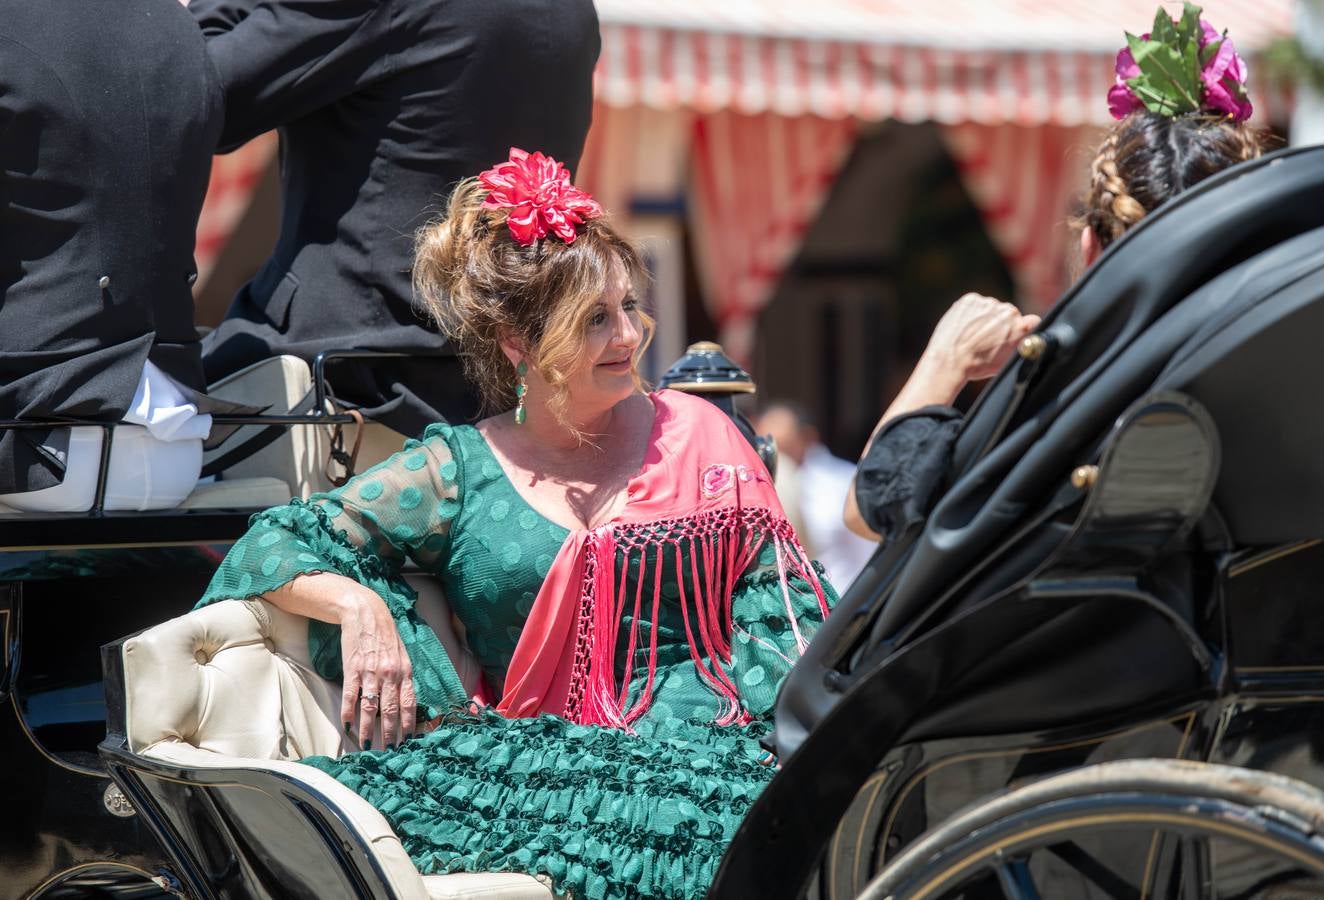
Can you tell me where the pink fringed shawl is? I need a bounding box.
[496,390,830,729]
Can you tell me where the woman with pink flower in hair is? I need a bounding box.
[192,147,837,899]
[1082,1,1262,260]
[846,1,1268,544]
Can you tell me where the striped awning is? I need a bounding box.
[594,0,1295,125]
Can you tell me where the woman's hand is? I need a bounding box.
[336,587,416,751]
[846,294,1041,542]
[261,573,417,752]
[922,293,1041,383]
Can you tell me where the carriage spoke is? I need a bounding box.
[1179,835,1210,900]
[994,856,1042,900]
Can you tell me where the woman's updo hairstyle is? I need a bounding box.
[1076,112,1266,249]
[414,178,651,425]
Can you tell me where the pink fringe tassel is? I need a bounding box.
[565,507,827,731]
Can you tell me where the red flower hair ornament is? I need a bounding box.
[478,148,603,247]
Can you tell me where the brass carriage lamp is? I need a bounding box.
[658,341,777,476]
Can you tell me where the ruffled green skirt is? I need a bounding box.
[301,708,776,900]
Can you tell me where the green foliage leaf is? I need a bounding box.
[1176,30,1200,89]
[1177,2,1204,47]
[1127,33,1201,115]
[1150,6,1179,46]
[1124,4,1213,119]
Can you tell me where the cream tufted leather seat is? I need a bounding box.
[195,354,418,506]
[116,579,556,900]
[201,354,335,500]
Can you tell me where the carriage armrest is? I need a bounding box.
[107,736,557,899]
[119,575,481,762]
[136,738,432,899]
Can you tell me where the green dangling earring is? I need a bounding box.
[514,361,528,425]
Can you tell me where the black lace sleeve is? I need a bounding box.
[855,406,964,540]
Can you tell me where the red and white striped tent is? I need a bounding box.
[592,0,1292,123]
[581,0,1294,360]
[196,0,1295,361]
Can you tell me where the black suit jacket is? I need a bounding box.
[0,0,221,493]
[193,0,601,435]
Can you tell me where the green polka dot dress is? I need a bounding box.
[195,421,836,900]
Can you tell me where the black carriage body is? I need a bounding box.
[714,145,1324,899]
[783,540,1324,898]
[0,512,253,898]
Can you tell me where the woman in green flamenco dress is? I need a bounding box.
[195,149,836,900]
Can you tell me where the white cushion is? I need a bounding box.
[202,355,419,498]
[124,597,348,759]
[205,355,335,499]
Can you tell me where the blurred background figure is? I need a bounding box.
[756,402,876,589]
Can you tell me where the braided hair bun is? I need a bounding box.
[1076,112,1266,249]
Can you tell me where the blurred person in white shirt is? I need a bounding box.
[756,402,876,590]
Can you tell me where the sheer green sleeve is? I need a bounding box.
[195,422,468,717]
[726,541,838,721]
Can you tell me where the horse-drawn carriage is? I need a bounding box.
[8,142,1324,899]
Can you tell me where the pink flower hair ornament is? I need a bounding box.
[478,148,604,247]
[1108,1,1252,123]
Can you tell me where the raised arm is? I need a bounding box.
[844,293,1039,540]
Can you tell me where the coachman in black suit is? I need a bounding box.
[0,0,222,495]
[192,0,602,435]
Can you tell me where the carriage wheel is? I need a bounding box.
[859,759,1324,900]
